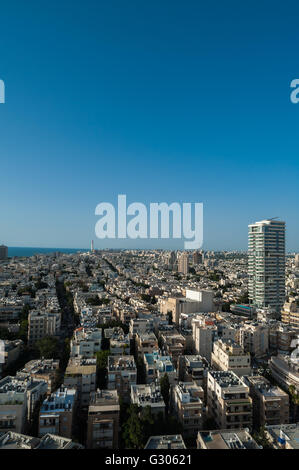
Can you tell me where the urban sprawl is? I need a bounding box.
[0,219,298,450]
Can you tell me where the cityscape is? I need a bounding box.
[1,0,299,460]
[0,217,298,451]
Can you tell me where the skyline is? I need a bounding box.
[1,1,299,250]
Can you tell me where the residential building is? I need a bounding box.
[211,339,251,377]
[192,318,217,363]
[135,331,159,357]
[269,354,299,392]
[197,429,261,449]
[38,386,77,439]
[64,357,97,407]
[144,351,177,385]
[131,382,166,417]
[145,434,186,449]
[107,355,136,402]
[17,359,59,394]
[178,253,189,275]
[207,371,252,430]
[248,219,286,315]
[86,389,120,449]
[172,381,204,437]
[70,327,102,358]
[237,323,269,358]
[0,375,47,433]
[281,300,299,329]
[0,431,84,449]
[178,355,207,387]
[265,423,299,449]
[28,310,61,346]
[244,375,289,429]
[0,339,23,378]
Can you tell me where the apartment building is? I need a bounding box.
[107,355,137,402]
[129,318,153,338]
[135,331,159,357]
[159,290,216,325]
[237,323,269,358]
[192,318,217,363]
[145,434,186,449]
[248,219,286,314]
[17,359,60,394]
[39,386,77,439]
[0,431,84,449]
[107,328,130,356]
[211,339,251,377]
[131,382,166,417]
[178,253,189,275]
[269,324,297,354]
[281,300,299,329]
[160,331,186,366]
[0,376,48,434]
[144,351,177,385]
[64,357,97,407]
[178,355,207,387]
[265,423,299,449]
[172,381,204,437]
[0,339,23,378]
[269,354,299,392]
[207,371,252,430]
[244,375,289,429]
[86,389,120,449]
[197,429,260,449]
[70,327,102,358]
[28,310,61,346]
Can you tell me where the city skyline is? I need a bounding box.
[0,2,299,250]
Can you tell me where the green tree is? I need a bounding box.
[122,404,145,449]
[160,373,170,412]
[96,350,110,388]
[36,336,59,359]
[252,426,272,449]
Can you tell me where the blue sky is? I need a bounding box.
[0,0,299,251]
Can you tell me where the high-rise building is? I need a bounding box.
[178,253,189,275]
[0,245,8,260]
[295,254,299,268]
[248,219,286,314]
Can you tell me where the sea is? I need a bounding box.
[7,247,88,258]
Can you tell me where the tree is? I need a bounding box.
[122,404,145,449]
[252,426,272,449]
[137,357,146,384]
[36,336,59,359]
[160,373,170,412]
[289,385,299,421]
[96,350,110,388]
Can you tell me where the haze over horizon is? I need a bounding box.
[1,1,299,250]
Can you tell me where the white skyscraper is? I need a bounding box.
[248,219,286,314]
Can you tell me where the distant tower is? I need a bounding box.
[0,245,8,260]
[91,240,94,252]
[178,252,189,275]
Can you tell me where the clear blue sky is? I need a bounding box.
[0,0,299,251]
